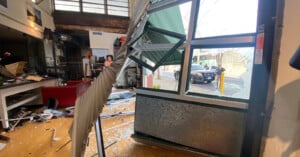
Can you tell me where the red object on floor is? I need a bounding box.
[42,80,91,107]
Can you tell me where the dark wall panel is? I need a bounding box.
[135,95,246,157]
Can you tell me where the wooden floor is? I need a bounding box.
[0,96,206,157]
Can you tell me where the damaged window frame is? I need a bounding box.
[127,0,189,93]
[128,25,186,72]
[133,0,254,109]
[185,0,258,102]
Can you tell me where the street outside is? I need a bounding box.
[152,71,250,99]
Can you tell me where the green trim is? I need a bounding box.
[153,39,185,70]
[129,55,155,71]
[147,25,186,40]
[129,25,186,71]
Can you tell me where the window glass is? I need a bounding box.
[187,47,254,99]
[55,0,80,12]
[107,0,129,16]
[142,65,181,91]
[54,0,129,17]
[82,3,105,14]
[82,0,105,13]
[148,2,191,35]
[107,0,128,7]
[195,0,258,38]
[83,0,104,3]
[142,50,183,92]
[129,26,184,71]
[107,6,128,16]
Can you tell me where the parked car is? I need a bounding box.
[174,64,215,83]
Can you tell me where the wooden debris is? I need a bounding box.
[9,111,32,131]
[55,140,71,152]
[0,135,10,142]
[51,128,56,147]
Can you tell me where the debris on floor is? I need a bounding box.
[100,111,134,119]
[32,113,53,122]
[0,93,203,157]
[43,109,64,118]
[4,105,68,132]
[0,143,6,151]
[64,106,75,117]
[55,140,71,152]
[1,90,135,132]
[9,110,32,131]
[105,141,117,149]
[90,141,118,157]
[107,90,136,105]
[51,128,61,147]
[0,135,9,142]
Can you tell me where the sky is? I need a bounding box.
[179,0,259,38]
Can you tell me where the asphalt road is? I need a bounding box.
[154,71,249,99]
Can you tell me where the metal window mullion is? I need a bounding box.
[127,0,129,16]
[51,0,55,13]
[191,34,256,47]
[129,55,155,71]
[179,0,197,95]
[79,0,82,12]
[53,0,56,10]
[104,0,108,14]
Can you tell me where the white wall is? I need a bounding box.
[89,30,125,55]
[0,0,55,39]
[263,0,300,157]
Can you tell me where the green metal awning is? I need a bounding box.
[128,2,186,71]
[148,3,185,35]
